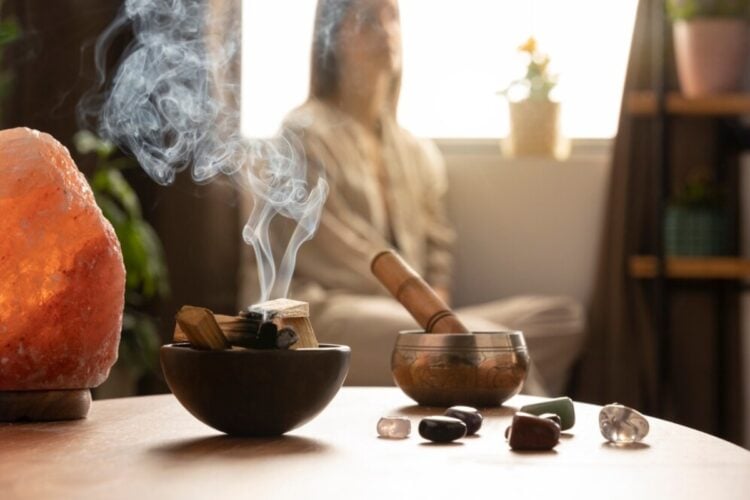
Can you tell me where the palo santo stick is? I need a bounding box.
[371,249,470,334]
[274,317,316,349]
[251,298,309,318]
[174,314,261,348]
[250,299,319,349]
[175,306,230,350]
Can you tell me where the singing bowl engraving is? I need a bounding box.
[391,331,529,407]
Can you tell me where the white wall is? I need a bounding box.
[440,139,612,309]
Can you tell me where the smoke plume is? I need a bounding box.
[81,0,328,302]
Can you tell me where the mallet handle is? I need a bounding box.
[371,250,470,334]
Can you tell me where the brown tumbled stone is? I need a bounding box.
[508,412,560,451]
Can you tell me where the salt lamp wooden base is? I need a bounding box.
[0,389,91,422]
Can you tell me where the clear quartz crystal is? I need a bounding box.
[599,403,649,444]
[377,416,411,439]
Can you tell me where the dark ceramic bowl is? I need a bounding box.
[161,343,350,436]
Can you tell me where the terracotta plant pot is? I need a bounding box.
[507,99,561,158]
[673,19,748,97]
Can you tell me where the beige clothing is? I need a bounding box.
[279,99,455,301]
[238,99,585,395]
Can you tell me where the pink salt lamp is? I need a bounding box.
[0,128,125,420]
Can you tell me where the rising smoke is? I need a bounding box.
[80,0,329,302]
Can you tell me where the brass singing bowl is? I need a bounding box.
[391,331,529,407]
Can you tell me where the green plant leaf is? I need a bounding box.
[79,129,170,385]
[0,72,12,100]
[132,219,170,298]
[120,219,149,291]
[119,312,160,379]
[667,0,750,20]
[92,168,142,219]
[94,192,127,227]
[122,311,161,376]
[501,39,557,101]
[0,19,20,46]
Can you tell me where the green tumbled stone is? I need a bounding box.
[519,397,575,430]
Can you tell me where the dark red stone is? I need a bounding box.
[508,412,560,451]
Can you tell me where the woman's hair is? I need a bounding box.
[309,0,402,115]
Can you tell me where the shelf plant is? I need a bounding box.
[667,0,750,19]
[74,131,169,397]
[665,170,729,256]
[666,0,750,96]
[0,0,21,123]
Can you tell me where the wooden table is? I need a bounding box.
[1,388,748,499]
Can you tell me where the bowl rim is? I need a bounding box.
[394,330,526,350]
[161,342,351,355]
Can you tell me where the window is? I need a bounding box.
[241,0,638,139]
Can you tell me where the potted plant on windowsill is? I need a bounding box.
[499,37,566,159]
[667,0,749,96]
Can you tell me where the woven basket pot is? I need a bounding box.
[508,99,560,157]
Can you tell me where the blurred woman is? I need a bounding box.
[241,0,584,391]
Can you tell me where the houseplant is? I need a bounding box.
[665,170,730,255]
[499,37,563,158]
[74,131,169,397]
[0,0,21,123]
[667,0,749,96]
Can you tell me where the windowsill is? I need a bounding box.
[433,137,613,164]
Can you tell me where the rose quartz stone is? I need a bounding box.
[0,128,125,390]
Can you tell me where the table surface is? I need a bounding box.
[1,388,749,500]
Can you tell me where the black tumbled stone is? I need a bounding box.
[444,405,483,435]
[418,416,467,443]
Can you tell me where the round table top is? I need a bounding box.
[1,387,748,500]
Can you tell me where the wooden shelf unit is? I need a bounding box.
[627,91,750,116]
[629,255,750,279]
